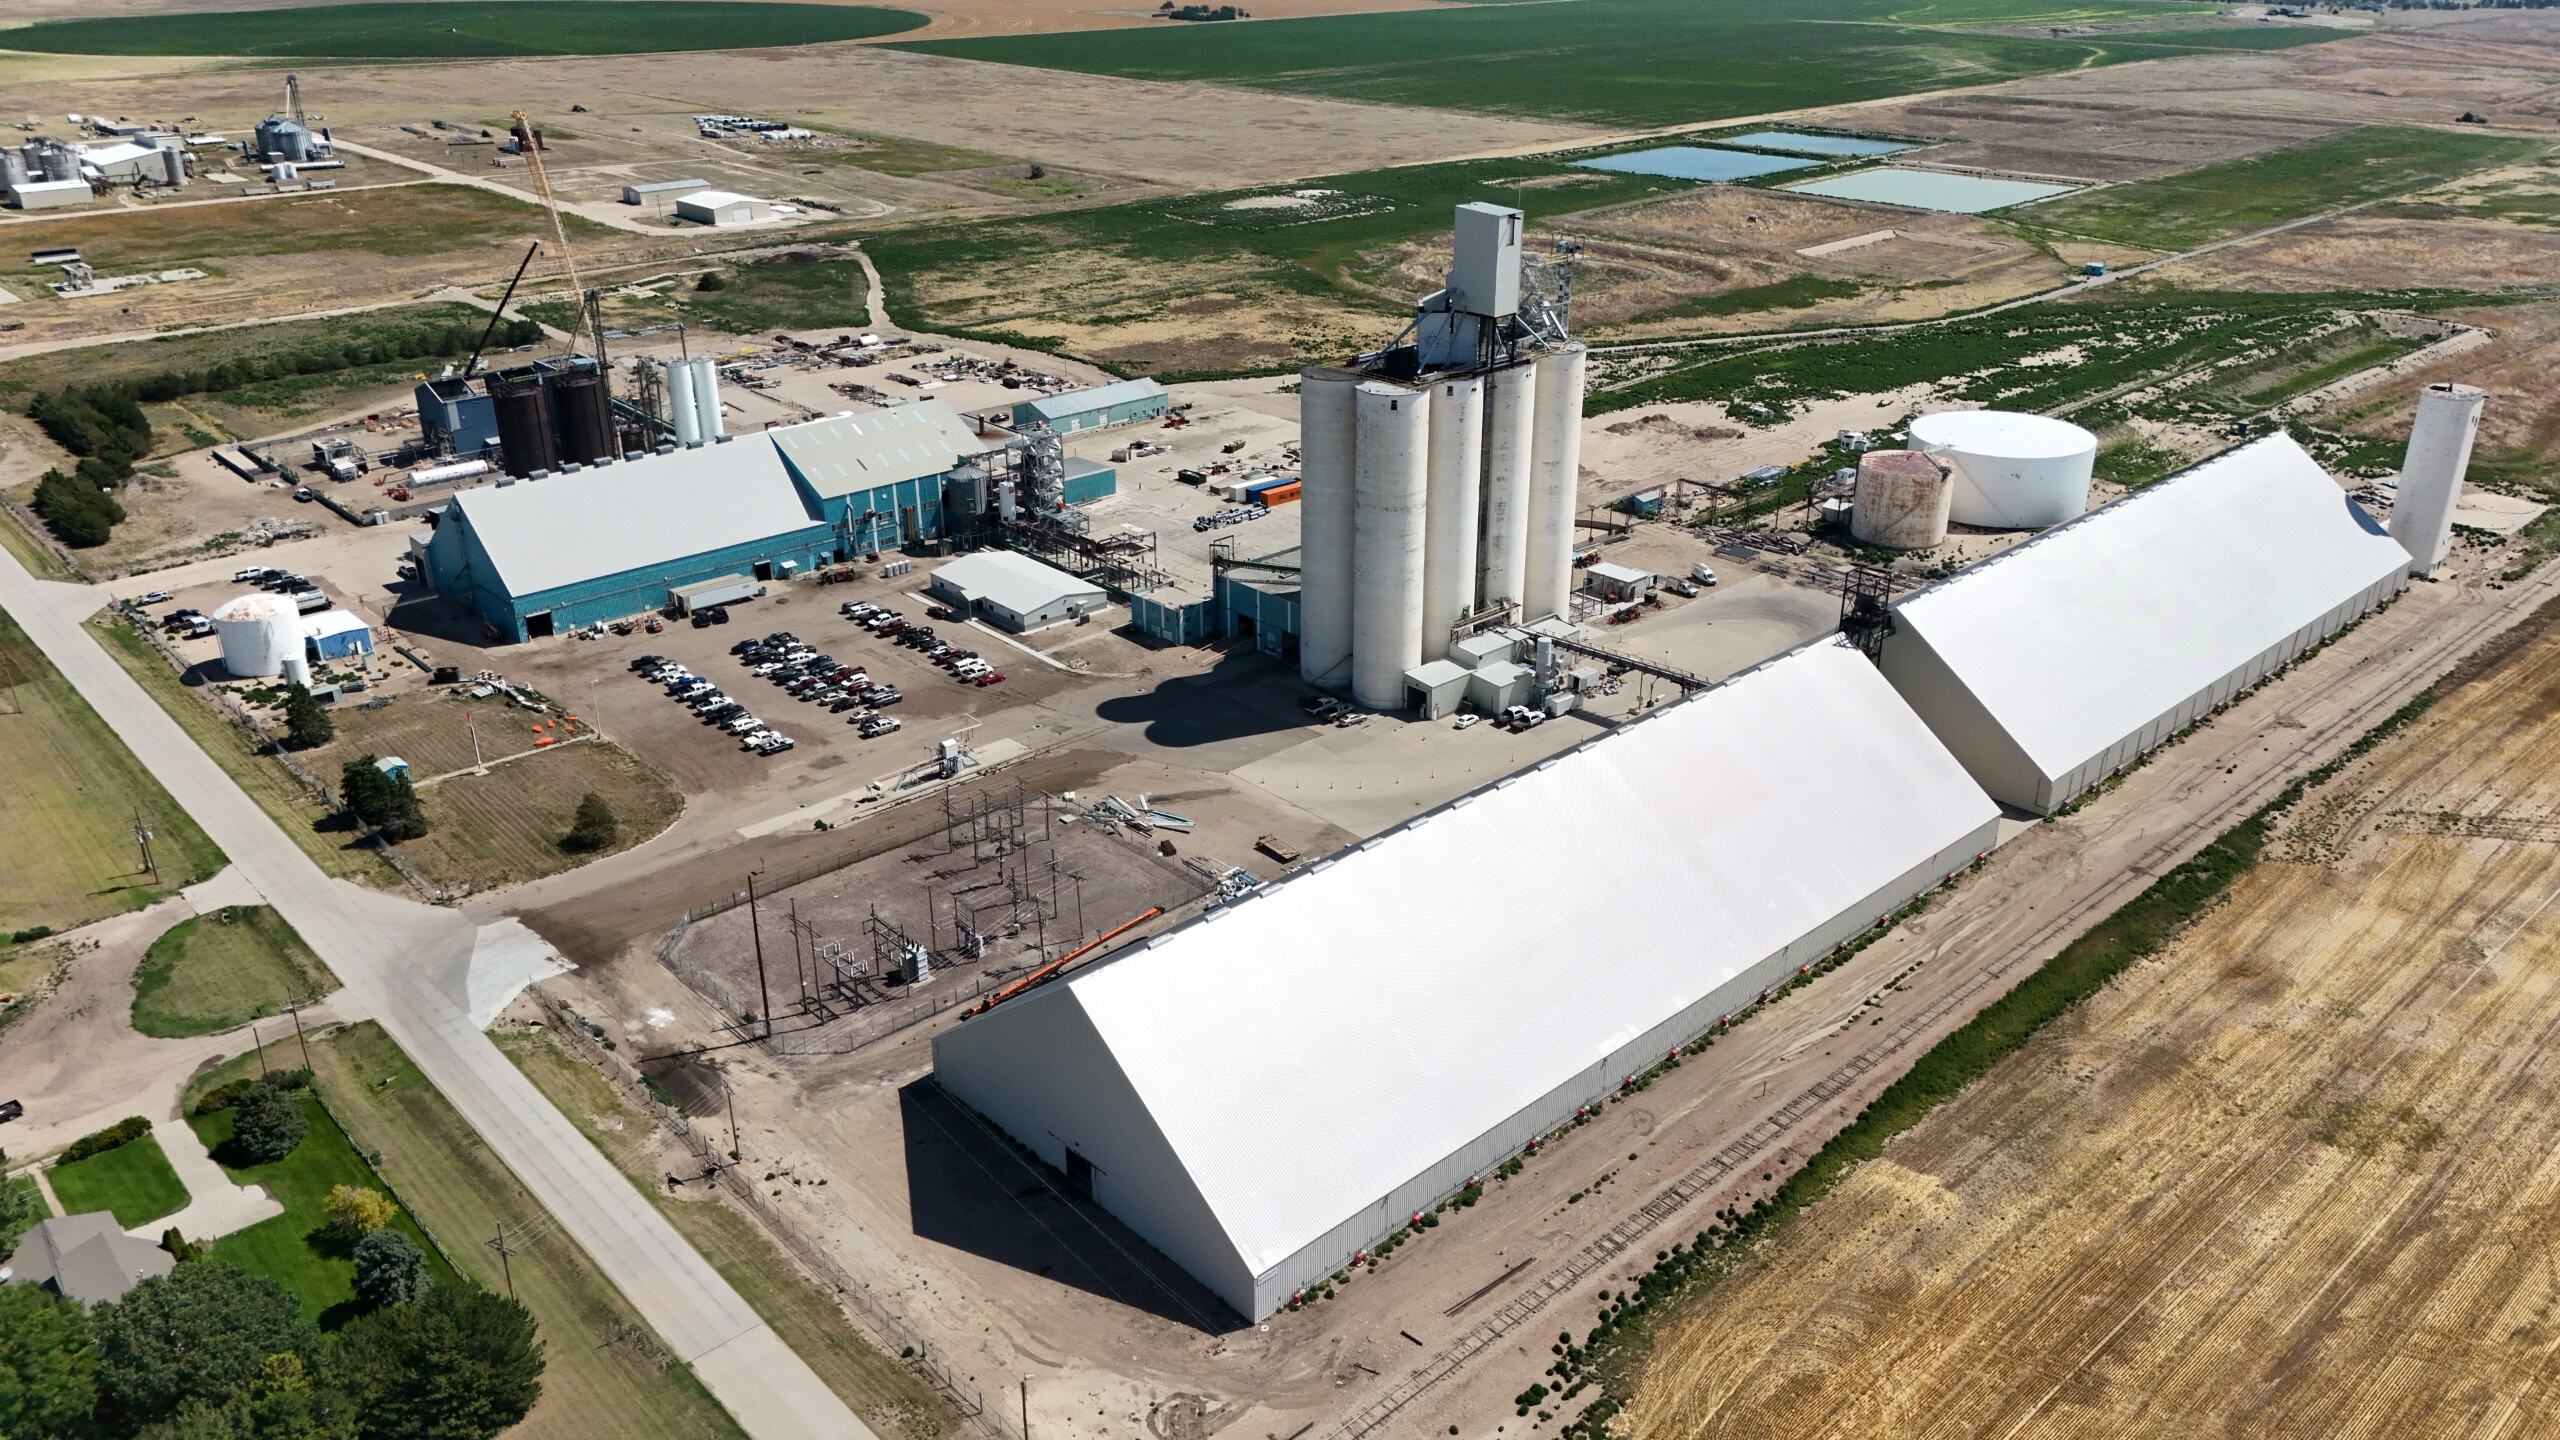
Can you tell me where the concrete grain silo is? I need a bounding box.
[1476,365,1536,612]
[1350,380,1429,709]
[1850,449,1953,550]
[1522,344,1588,621]
[1420,374,1484,661]
[2388,382,2483,576]
[1295,369,1360,687]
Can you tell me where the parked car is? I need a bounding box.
[0,1098,22,1124]
[972,670,1006,687]
[829,695,865,713]
[754,735,795,755]
[857,715,902,737]
[723,715,763,734]
[1454,713,1482,730]
[134,590,172,606]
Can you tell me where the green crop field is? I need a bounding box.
[2025,126,2550,250]
[2,2,926,59]
[131,904,337,1039]
[47,1133,189,1228]
[2,183,607,274]
[888,0,2334,128]
[0,605,223,939]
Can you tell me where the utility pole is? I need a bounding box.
[284,995,314,1071]
[250,1020,270,1076]
[132,808,156,878]
[722,1068,740,1163]
[745,872,773,1038]
[1020,1377,1030,1438]
[487,1222,519,1299]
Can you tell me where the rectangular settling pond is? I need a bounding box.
[1574,146,1820,183]
[1722,130,1913,158]
[1783,167,2077,214]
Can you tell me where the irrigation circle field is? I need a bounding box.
[0,1,930,58]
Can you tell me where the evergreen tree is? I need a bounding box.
[351,1231,430,1311]
[282,685,333,750]
[92,1263,314,1428]
[560,792,618,853]
[336,1287,543,1440]
[0,1284,99,1439]
[226,1081,307,1165]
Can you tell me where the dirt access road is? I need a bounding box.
[1624,604,2560,1440]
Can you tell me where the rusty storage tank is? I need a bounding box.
[488,369,558,478]
[548,367,614,465]
[1850,449,1952,550]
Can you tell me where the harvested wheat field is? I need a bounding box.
[1625,612,2560,1440]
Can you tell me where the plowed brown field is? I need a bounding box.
[1626,615,2560,1440]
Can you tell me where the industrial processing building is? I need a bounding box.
[423,399,989,639]
[933,639,2002,1319]
[1011,378,1169,435]
[927,550,1108,632]
[1297,204,1588,708]
[1877,432,2416,812]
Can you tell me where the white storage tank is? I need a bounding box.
[1521,344,1587,622]
[1850,450,1954,550]
[213,592,302,678]
[694,357,725,439]
[1296,368,1360,688]
[1420,373,1484,661]
[1909,409,2097,530]
[1350,380,1429,710]
[668,357,700,446]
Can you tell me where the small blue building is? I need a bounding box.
[1212,546,1301,660]
[1012,378,1168,436]
[1063,457,1118,505]
[1130,586,1213,645]
[304,609,374,662]
[416,377,500,457]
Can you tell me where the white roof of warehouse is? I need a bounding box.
[82,141,157,167]
[943,639,1996,1278]
[1890,432,2410,779]
[447,440,819,597]
[1587,562,1652,584]
[676,189,761,209]
[303,608,369,639]
[772,401,983,500]
[1021,377,1165,421]
[931,549,1102,614]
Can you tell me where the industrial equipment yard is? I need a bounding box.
[9,2,2560,1439]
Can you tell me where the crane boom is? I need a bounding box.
[509,110,590,358]
[962,906,1166,1019]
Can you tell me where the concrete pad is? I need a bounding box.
[140,1098,282,1244]
[467,920,573,1029]
[180,865,264,912]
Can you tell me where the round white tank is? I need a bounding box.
[280,653,313,690]
[694,357,725,439]
[1475,360,1536,610]
[1909,409,2096,530]
[213,592,303,678]
[1295,369,1359,687]
[1850,450,1953,550]
[1350,380,1429,710]
[1521,345,1587,622]
[667,358,701,446]
[1420,374,1484,661]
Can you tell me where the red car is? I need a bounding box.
[973,670,1006,686]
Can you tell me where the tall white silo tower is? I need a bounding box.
[1420,374,1484,661]
[2390,382,2484,576]
[1521,344,1588,622]
[1350,381,1430,709]
[1296,369,1361,686]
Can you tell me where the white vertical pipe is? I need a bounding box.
[1351,380,1429,710]
[1296,368,1359,687]
[1522,345,1586,622]
[694,357,726,439]
[1475,359,1535,612]
[1420,374,1483,661]
[2389,381,2482,575]
[668,357,700,446]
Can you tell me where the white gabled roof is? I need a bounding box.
[1890,433,2409,779]
[1022,377,1164,421]
[771,401,982,499]
[931,549,1102,614]
[965,639,1996,1277]
[449,439,820,597]
[676,189,761,209]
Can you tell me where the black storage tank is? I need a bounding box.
[547,367,614,465]
[488,370,558,478]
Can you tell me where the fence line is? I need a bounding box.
[115,604,450,903]
[524,987,1020,1439]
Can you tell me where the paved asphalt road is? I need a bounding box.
[0,548,873,1440]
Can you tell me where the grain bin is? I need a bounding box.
[1850,450,1953,550]
[213,592,303,678]
[548,366,614,465]
[1908,410,2095,530]
[488,370,558,478]
[1350,380,1429,710]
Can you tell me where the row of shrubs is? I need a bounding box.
[58,1115,152,1165]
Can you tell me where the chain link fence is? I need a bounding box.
[525,988,1018,1439]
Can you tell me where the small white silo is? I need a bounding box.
[694,357,726,439]
[667,357,701,446]
[1850,450,1954,550]
[2389,382,2484,576]
[213,592,303,678]
[1350,380,1430,710]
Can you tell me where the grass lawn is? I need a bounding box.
[189,1090,453,1325]
[1,184,611,276]
[889,0,2328,129]
[131,904,337,1039]
[290,1024,747,1439]
[500,1029,955,1439]
[1,1,924,58]
[2024,126,2549,251]
[0,604,224,938]
[95,613,391,885]
[47,1134,189,1229]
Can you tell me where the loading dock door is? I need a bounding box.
[1064,1148,1095,1200]
[524,611,554,639]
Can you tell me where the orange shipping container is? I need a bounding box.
[1254,481,1301,508]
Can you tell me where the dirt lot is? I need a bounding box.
[1623,607,2560,1440]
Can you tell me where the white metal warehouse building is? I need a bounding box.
[932,639,2000,1318]
[1878,433,2412,814]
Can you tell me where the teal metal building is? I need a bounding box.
[1131,586,1214,645]
[1212,546,1301,660]
[1063,457,1118,505]
[1011,378,1168,435]
[423,401,991,641]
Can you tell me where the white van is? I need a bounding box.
[1690,563,1718,586]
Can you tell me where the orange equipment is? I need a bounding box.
[962,906,1165,1019]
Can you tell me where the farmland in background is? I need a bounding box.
[3,1,928,59]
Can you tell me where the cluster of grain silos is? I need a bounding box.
[665,355,726,448]
[1298,204,1587,708]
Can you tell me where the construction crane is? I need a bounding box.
[961,906,1164,1019]
[462,240,541,380]
[508,110,592,359]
